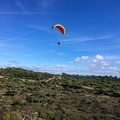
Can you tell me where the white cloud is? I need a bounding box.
[96,55,104,60]
[91,59,98,63]
[74,57,81,62]
[0,64,12,68]
[87,56,110,70]
[105,67,120,75]
[0,63,119,77]
[101,61,110,66]
[57,64,66,68]
[108,67,118,71]
[21,64,79,74]
[81,56,89,60]
[115,61,120,64]
[88,61,110,68]
[19,64,120,77]
[74,56,89,62]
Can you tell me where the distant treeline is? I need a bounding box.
[0,67,54,80]
[0,67,120,81]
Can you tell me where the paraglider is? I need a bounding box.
[57,41,61,45]
[52,24,66,45]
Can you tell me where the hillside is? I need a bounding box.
[0,67,120,120]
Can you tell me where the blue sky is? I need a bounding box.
[0,0,120,76]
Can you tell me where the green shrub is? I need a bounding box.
[2,111,18,120]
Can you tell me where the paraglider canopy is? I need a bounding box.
[52,24,66,35]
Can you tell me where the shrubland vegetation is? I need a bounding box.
[0,67,120,120]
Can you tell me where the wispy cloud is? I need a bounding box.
[14,0,25,11]
[21,64,80,74]
[0,11,54,15]
[0,37,27,47]
[39,0,49,8]
[105,67,120,76]
[57,52,65,56]
[38,0,56,12]
[0,61,119,77]
[115,61,120,64]
[107,67,120,72]
[61,35,111,43]
[0,37,17,43]
[0,31,43,47]
[59,35,113,51]
[0,41,12,47]
[105,55,119,59]
[0,0,57,15]
[87,61,110,68]
[28,24,50,32]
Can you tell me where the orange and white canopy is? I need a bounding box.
[52,24,66,35]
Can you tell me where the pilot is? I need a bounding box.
[58,42,60,45]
